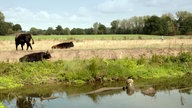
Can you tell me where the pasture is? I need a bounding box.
[0,35,192,62]
[0,34,192,90]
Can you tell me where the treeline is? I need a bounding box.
[0,12,22,35]
[0,11,192,36]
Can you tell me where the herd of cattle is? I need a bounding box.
[15,33,74,62]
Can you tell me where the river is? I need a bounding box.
[1,83,192,108]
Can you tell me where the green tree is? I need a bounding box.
[176,11,192,21]
[84,28,94,34]
[0,22,13,35]
[0,21,8,35]
[30,27,43,35]
[0,11,5,22]
[46,27,54,35]
[13,24,22,32]
[119,19,130,34]
[70,28,84,35]
[98,23,106,34]
[176,11,192,35]
[161,13,176,35]
[143,15,163,35]
[55,25,64,35]
[111,20,120,34]
[117,16,149,34]
[63,27,71,35]
[128,16,146,34]
[179,16,192,35]
[93,22,99,34]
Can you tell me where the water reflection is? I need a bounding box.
[1,84,192,108]
[16,96,36,108]
[124,78,156,97]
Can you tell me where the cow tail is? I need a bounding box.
[31,38,35,44]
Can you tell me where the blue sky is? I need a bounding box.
[0,0,192,31]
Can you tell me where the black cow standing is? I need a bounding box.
[15,33,34,50]
[19,51,51,62]
[51,42,74,49]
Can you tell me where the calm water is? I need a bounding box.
[1,85,192,108]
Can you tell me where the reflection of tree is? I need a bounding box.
[15,93,57,108]
[1,82,192,107]
[179,88,192,95]
[180,96,184,106]
[178,88,192,106]
[86,90,123,103]
[16,96,36,108]
[86,94,100,103]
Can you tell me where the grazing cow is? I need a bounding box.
[15,33,34,50]
[51,42,74,49]
[19,51,51,62]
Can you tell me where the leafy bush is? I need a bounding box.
[150,54,165,64]
[137,55,147,65]
[178,52,192,63]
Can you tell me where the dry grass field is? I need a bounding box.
[0,38,192,62]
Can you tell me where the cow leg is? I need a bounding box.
[26,43,32,50]
[21,45,24,50]
[21,43,25,50]
[16,44,18,50]
[26,44,28,50]
[29,44,33,50]
[26,45,29,50]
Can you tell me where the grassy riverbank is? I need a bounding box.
[0,52,192,89]
[0,102,4,108]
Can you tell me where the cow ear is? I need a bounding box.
[46,50,49,54]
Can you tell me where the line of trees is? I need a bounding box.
[0,12,22,35]
[0,11,192,36]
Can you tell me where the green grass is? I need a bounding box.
[0,52,191,89]
[0,102,5,108]
[0,34,192,41]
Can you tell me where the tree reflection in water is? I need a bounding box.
[16,96,36,108]
[1,83,192,108]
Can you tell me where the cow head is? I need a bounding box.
[43,51,51,59]
[69,42,74,47]
[51,45,57,49]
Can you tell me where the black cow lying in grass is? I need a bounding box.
[19,51,51,62]
[51,42,74,49]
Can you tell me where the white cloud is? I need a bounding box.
[4,7,33,22]
[33,11,63,22]
[96,0,133,13]
[69,7,93,23]
[144,0,167,7]
[1,0,192,30]
[77,7,90,17]
[2,7,95,30]
[3,7,64,30]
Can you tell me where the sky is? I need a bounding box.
[0,0,192,31]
